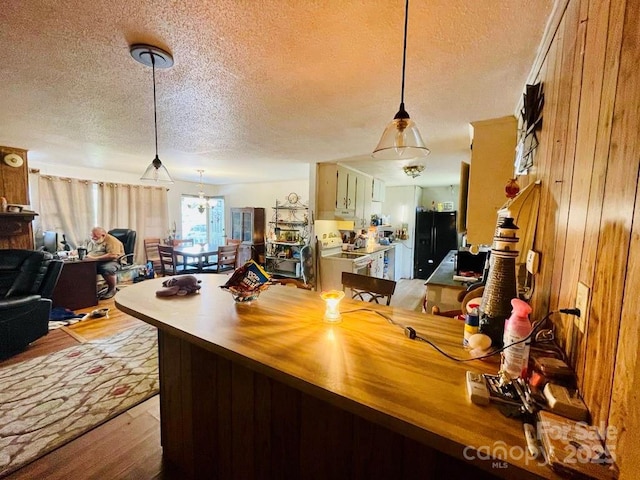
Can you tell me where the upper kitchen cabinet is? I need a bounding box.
[465,116,517,246]
[372,178,385,202]
[316,163,381,229]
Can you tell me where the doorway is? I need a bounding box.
[180,195,225,248]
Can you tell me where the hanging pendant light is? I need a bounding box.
[372,0,430,160]
[188,169,216,213]
[130,44,175,183]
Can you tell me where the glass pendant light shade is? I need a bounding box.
[141,155,174,182]
[372,0,429,160]
[373,104,430,159]
[131,44,175,184]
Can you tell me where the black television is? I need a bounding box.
[43,231,59,253]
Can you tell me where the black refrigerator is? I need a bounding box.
[414,211,458,280]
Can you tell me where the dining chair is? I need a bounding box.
[202,244,238,273]
[341,272,396,306]
[143,237,162,273]
[158,245,192,276]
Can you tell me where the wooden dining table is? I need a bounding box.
[115,275,562,480]
[172,243,218,272]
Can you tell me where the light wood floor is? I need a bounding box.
[2,277,426,480]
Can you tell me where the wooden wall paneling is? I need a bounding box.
[231,362,255,479]
[552,0,591,359]
[544,2,576,320]
[158,331,188,472]
[585,0,637,430]
[190,344,218,477]
[216,355,232,479]
[253,374,272,479]
[610,5,640,461]
[577,0,627,424]
[529,31,561,321]
[556,0,592,367]
[560,0,613,378]
[270,381,300,480]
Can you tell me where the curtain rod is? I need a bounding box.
[29,169,170,191]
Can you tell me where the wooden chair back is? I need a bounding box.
[341,272,397,306]
[158,245,178,276]
[215,244,238,272]
[144,237,162,272]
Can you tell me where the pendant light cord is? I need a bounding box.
[400,0,409,107]
[151,53,159,158]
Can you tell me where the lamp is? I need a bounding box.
[130,44,175,183]
[189,169,216,214]
[320,290,345,323]
[372,0,430,160]
[403,164,425,178]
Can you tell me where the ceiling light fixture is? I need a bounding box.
[403,164,425,178]
[372,0,430,160]
[189,169,216,214]
[130,44,175,183]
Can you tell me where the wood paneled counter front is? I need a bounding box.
[115,275,561,480]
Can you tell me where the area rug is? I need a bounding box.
[0,323,159,478]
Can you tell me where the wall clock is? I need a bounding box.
[3,153,24,168]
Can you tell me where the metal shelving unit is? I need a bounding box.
[265,194,309,280]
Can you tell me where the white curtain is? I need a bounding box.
[38,175,95,248]
[36,174,168,264]
[100,183,168,264]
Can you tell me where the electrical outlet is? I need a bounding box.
[575,282,590,334]
[526,250,540,274]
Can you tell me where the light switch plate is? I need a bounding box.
[526,250,539,274]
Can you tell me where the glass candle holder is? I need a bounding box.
[320,290,345,323]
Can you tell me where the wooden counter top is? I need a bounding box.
[116,275,561,480]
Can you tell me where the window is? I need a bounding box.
[181,195,225,248]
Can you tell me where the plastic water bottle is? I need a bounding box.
[501,298,533,379]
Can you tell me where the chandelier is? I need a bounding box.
[403,164,425,178]
[189,170,216,213]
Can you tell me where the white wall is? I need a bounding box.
[212,180,310,239]
[31,162,309,240]
[420,185,459,212]
[382,185,422,279]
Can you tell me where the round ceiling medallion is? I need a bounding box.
[130,44,174,68]
[3,153,24,168]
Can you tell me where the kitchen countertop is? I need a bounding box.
[116,275,561,480]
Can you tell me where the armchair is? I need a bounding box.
[0,249,63,360]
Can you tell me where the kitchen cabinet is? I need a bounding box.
[370,251,385,278]
[316,163,373,229]
[372,178,385,202]
[230,207,265,263]
[465,116,517,246]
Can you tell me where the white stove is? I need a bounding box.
[318,235,372,291]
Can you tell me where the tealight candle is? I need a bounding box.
[320,290,345,323]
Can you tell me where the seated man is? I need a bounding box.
[86,226,124,299]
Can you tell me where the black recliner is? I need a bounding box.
[108,228,137,266]
[0,249,63,360]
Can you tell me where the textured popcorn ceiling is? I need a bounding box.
[0,0,554,186]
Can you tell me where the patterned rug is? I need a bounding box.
[0,323,159,478]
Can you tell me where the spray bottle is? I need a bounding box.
[501,298,533,379]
